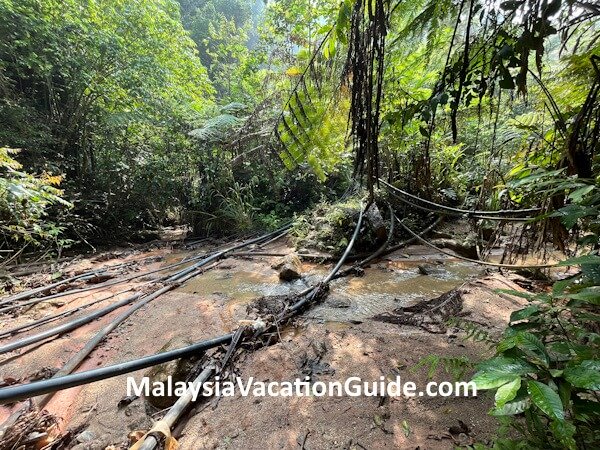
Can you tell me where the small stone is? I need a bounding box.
[418,265,432,275]
[143,336,200,408]
[277,254,302,281]
[76,430,95,443]
[279,264,301,281]
[327,298,351,308]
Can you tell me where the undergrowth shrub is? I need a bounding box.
[469,255,600,449]
[0,147,72,251]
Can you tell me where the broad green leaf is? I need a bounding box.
[527,381,564,421]
[515,332,550,367]
[558,255,600,266]
[563,360,600,390]
[473,357,534,389]
[473,372,518,390]
[495,377,521,407]
[573,398,600,421]
[549,205,598,229]
[476,356,535,374]
[497,336,517,353]
[566,287,600,305]
[550,420,577,450]
[552,277,575,296]
[568,185,595,202]
[548,341,572,356]
[510,306,539,322]
[491,395,531,416]
[582,263,600,284]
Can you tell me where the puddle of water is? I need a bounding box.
[177,260,482,327]
[178,269,309,303]
[322,321,352,332]
[179,268,312,331]
[304,262,481,322]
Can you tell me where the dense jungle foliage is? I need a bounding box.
[0,1,599,446]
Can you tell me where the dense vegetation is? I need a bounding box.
[0,0,599,447]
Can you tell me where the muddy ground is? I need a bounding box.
[0,232,545,449]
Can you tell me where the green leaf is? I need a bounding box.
[550,420,577,450]
[527,381,564,421]
[582,263,600,284]
[473,371,518,389]
[558,254,600,266]
[515,332,550,367]
[476,356,535,374]
[566,287,600,305]
[510,306,539,322]
[401,420,411,437]
[568,185,595,202]
[473,357,534,389]
[497,335,517,353]
[563,360,600,390]
[491,394,531,416]
[550,205,598,229]
[573,397,600,421]
[495,377,521,407]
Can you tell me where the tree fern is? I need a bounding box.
[189,103,248,143]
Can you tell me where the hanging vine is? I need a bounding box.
[344,0,390,197]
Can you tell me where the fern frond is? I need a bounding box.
[219,102,247,114]
[411,354,473,381]
[447,317,497,346]
[189,113,243,142]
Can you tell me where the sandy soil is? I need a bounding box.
[0,237,532,450]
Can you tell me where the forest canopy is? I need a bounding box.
[0,0,597,254]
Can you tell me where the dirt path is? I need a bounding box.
[0,239,529,449]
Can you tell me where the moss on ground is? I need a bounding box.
[291,198,378,255]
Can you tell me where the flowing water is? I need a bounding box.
[307,261,480,322]
[175,254,483,325]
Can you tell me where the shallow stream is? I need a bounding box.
[174,253,483,325]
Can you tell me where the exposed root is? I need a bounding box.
[0,402,61,450]
[373,288,464,333]
[248,294,290,317]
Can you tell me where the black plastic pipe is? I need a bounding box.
[165,224,292,281]
[287,203,365,314]
[0,228,288,353]
[0,334,233,404]
[0,253,211,315]
[0,272,99,307]
[380,178,539,218]
[0,288,136,338]
[0,225,293,403]
[0,293,141,354]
